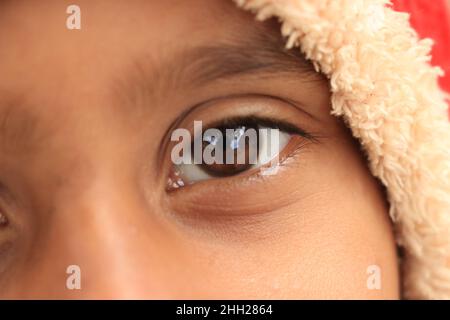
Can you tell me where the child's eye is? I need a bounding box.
[166,116,309,191]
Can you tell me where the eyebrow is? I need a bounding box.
[186,17,324,84]
[0,20,326,152]
[119,19,325,107]
[183,38,323,86]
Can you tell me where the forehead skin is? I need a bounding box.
[0,0,399,299]
[0,0,328,153]
[0,0,239,142]
[0,0,332,192]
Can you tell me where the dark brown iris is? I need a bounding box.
[199,124,259,177]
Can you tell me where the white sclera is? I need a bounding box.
[174,127,291,184]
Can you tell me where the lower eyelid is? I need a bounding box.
[165,153,308,219]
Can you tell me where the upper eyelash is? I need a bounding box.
[166,116,319,191]
[193,114,318,141]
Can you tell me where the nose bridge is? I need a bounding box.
[24,173,183,299]
[7,105,191,298]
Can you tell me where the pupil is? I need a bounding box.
[200,124,259,177]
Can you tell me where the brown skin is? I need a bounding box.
[0,0,399,298]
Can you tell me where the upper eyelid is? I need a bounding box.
[202,115,318,141]
[158,92,318,161]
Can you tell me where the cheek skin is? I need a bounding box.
[0,115,400,299]
[167,124,399,299]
